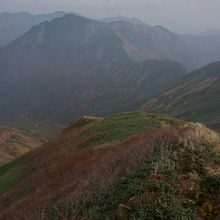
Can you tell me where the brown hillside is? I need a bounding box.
[0,112,219,220]
[0,122,63,166]
[142,61,220,126]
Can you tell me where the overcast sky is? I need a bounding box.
[1,0,220,34]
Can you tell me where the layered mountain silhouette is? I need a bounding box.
[100,15,150,26]
[197,28,220,37]
[0,12,220,220]
[0,11,71,46]
[0,14,187,123]
[1,12,220,69]
[142,60,220,126]
[1,13,220,123]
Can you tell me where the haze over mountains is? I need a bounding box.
[1,12,220,70]
[0,11,72,46]
[197,29,220,37]
[0,14,188,123]
[0,13,220,125]
[100,15,150,26]
[0,7,220,220]
[142,61,220,126]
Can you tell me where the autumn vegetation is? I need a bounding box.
[0,112,219,220]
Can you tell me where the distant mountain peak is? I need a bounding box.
[0,11,74,46]
[1,11,30,15]
[100,15,149,26]
[154,25,172,33]
[197,28,220,37]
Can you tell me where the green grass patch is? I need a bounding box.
[83,112,162,147]
[0,157,28,194]
[149,113,186,127]
[82,112,185,148]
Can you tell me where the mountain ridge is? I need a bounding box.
[0,112,219,219]
[1,13,220,124]
[0,11,73,46]
[0,14,186,123]
[142,60,220,125]
[100,15,150,26]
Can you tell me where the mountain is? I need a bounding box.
[0,14,187,123]
[110,22,205,69]
[102,17,220,70]
[1,14,220,123]
[100,15,149,26]
[200,33,220,65]
[0,11,71,46]
[1,12,220,69]
[0,112,219,219]
[0,121,63,165]
[197,29,220,37]
[142,61,220,127]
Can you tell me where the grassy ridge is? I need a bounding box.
[50,123,220,220]
[0,112,219,220]
[0,112,184,204]
[83,112,185,147]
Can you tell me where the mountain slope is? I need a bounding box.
[100,15,150,26]
[0,11,71,46]
[0,124,41,166]
[0,14,186,123]
[1,12,220,70]
[107,20,220,70]
[142,61,220,126]
[110,22,203,69]
[0,112,219,219]
[0,121,63,165]
[197,29,220,37]
[1,13,220,124]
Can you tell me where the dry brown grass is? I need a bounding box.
[183,122,220,146]
[0,119,219,220]
[0,128,43,166]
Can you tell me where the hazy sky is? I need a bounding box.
[1,0,220,34]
